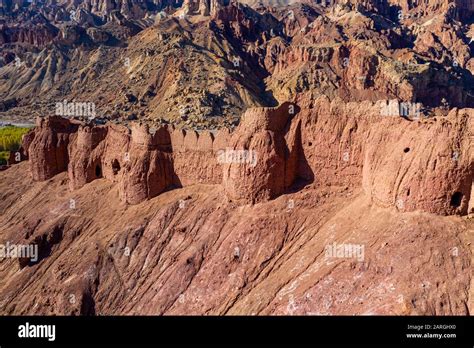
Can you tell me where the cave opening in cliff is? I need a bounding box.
[450,192,463,208]
[95,164,102,178]
[112,159,121,175]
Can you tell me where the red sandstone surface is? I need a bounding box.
[0,93,473,315]
[0,0,473,316]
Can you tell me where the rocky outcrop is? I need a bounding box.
[0,22,59,46]
[1,145,472,315]
[363,108,474,215]
[2,0,474,319]
[20,128,35,159]
[75,0,164,19]
[268,14,474,108]
[3,0,474,125]
[293,95,474,216]
[29,117,231,204]
[23,103,297,205]
[58,25,84,46]
[86,27,109,43]
[23,95,473,217]
[222,102,298,204]
[66,122,176,203]
[68,125,108,191]
[27,117,80,181]
[119,124,175,205]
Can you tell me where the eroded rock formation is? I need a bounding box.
[119,124,175,204]
[1,0,474,317]
[23,96,473,216]
[3,0,473,126]
[222,102,298,204]
[2,95,473,316]
[25,103,300,205]
[28,116,79,181]
[363,108,474,215]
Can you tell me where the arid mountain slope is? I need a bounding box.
[0,0,473,317]
[0,94,473,315]
[0,158,472,315]
[1,0,474,127]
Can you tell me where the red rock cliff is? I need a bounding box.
[24,97,473,216]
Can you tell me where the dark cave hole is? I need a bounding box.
[112,159,121,175]
[450,192,463,208]
[404,147,410,153]
[95,164,102,178]
[80,291,96,316]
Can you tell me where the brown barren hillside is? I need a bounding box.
[0,0,473,316]
[0,94,473,315]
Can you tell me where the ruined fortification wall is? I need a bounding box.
[222,102,298,204]
[25,114,242,203]
[24,98,473,215]
[28,116,80,181]
[170,127,229,187]
[288,95,372,189]
[68,125,108,190]
[363,107,474,215]
[291,94,474,215]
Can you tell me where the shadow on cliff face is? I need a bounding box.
[441,144,473,215]
[465,163,474,214]
[415,63,474,109]
[292,157,315,191]
[284,107,315,192]
[18,223,65,268]
[95,164,102,178]
[80,289,96,316]
[172,174,183,190]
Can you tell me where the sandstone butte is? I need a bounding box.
[0,93,473,315]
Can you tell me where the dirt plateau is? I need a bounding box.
[0,93,473,315]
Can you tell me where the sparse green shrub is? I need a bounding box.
[0,126,30,152]
[0,151,9,165]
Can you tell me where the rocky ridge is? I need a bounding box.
[23,94,474,214]
[1,0,473,126]
[0,93,472,315]
[0,0,473,317]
